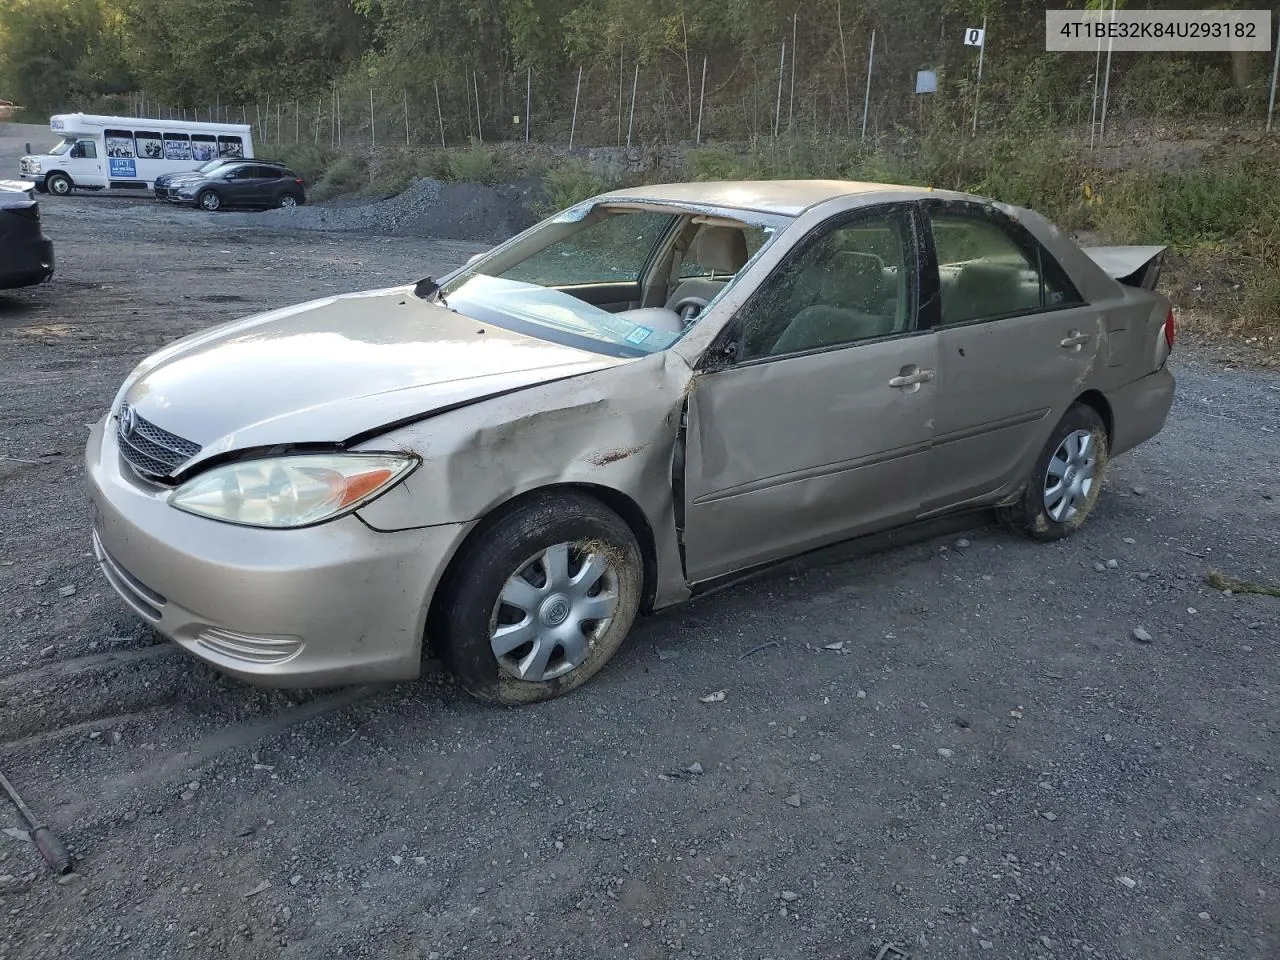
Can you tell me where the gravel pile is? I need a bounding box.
[234,176,544,243]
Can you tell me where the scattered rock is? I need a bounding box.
[1104,734,1115,743]
[1117,876,1137,889]
[2,828,31,843]
[856,690,867,699]
[1042,812,1058,822]
[699,690,726,704]
[1198,911,1211,921]
[1132,626,1154,644]
[38,645,56,658]
[779,890,800,902]
[1131,485,1147,496]
[1106,559,1119,569]
[243,880,271,899]
[955,538,971,549]
[1093,562,1107,573]
[937,748,954,759]
[954,856,969,866]
[1187,607,1198,615]
[686,762,704,776]
[289,875,302,886]
[57,585,76,597]
[784,794,802,808]
[979,940,994,950]
[1123,537,1136,544]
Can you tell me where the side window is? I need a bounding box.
[104,130,134,158]
[74,139,97,159]
[135,131,164,159]
[500,212,674,286]
[217,136,243,158]
[739,209,917,360]
[192,136,217,161]
[164,134,192,160]
[931,209,1046,325]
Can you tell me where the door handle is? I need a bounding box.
[889,368,936,389]
[1060,332,1090,349]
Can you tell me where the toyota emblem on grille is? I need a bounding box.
[120,405,138,439]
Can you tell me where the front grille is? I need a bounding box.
[117,402,202,478]
[93,529,167,621]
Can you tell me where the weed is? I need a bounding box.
[1205,570,1280,597]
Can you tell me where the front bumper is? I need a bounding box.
[85,415,470,687]
[18,172,45,186]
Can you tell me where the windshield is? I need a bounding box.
[47,138,75,156]
[438,205,783,357]
[197,158,226,174]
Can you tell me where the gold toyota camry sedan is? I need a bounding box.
[87,180,1176,703]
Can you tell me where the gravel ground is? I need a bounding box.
[1,180,1278,960]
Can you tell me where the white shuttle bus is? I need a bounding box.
[18,114,255,196]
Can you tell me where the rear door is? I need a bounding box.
[921,201,1100,514]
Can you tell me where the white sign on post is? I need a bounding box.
[964,27,985,47]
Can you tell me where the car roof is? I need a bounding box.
[598,179,969,217]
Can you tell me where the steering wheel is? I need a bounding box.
[672,296,710,324]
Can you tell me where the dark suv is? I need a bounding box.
[154,158,242,200]
[168,162,306,211]
[0,182,54,290]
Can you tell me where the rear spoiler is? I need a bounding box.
[1081,245,1166,291]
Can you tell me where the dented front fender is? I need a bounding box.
[354,350,695,608]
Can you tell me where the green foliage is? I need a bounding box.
[444,144,504,183]
[537,159,612,213]
[309,153,368,201]
[272,143,338,184]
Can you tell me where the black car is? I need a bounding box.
[154,158,289,200]
[0,181,54,290]
[169,162,305,211]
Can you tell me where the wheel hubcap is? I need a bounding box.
[1044,428,1097,523]
[490,542,619,683]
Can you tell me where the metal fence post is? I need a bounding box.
[404,89,410,146]
[525,67,532,143]
[626,62,639,147]
[569,66,582,149]
[435,81,446,148]
[789,12,798,132]
[473,71,483,144]
[861,29,875,141]
[370,88,376,148]
[1267,15,1279,132]
[971,16,986,137]
[1099,0,1116,139]
[774,41,786,139]
[696,56,707,144]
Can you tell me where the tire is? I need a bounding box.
[276,192,300,209]
[431,492,644,705]
[999,402,1109,542]
[197,190,221,211]
[45,173,72,196]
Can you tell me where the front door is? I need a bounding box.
[682,204,938,582]
[69,138,103,186]
[922,202,1101,513]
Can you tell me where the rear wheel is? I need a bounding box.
[198,190,221,211]
[276,192,300,209]
[999,402,1109,542]
[431,492,643,705]
[45,173,72,196]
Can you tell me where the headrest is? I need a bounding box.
[690,226,749,274]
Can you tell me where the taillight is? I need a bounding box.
[1164,306,1176,350]
[295,178,303,185]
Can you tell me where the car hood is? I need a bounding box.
[121,285,627,468]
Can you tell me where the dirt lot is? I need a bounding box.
[2,162,1279,960]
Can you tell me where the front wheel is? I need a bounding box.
[45,173,72,196]
[197,190,221,211]
[999,402,1109,542]
[430,492,644,705]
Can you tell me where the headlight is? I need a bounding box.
[169,453,418,528]
[30,161,41,172]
